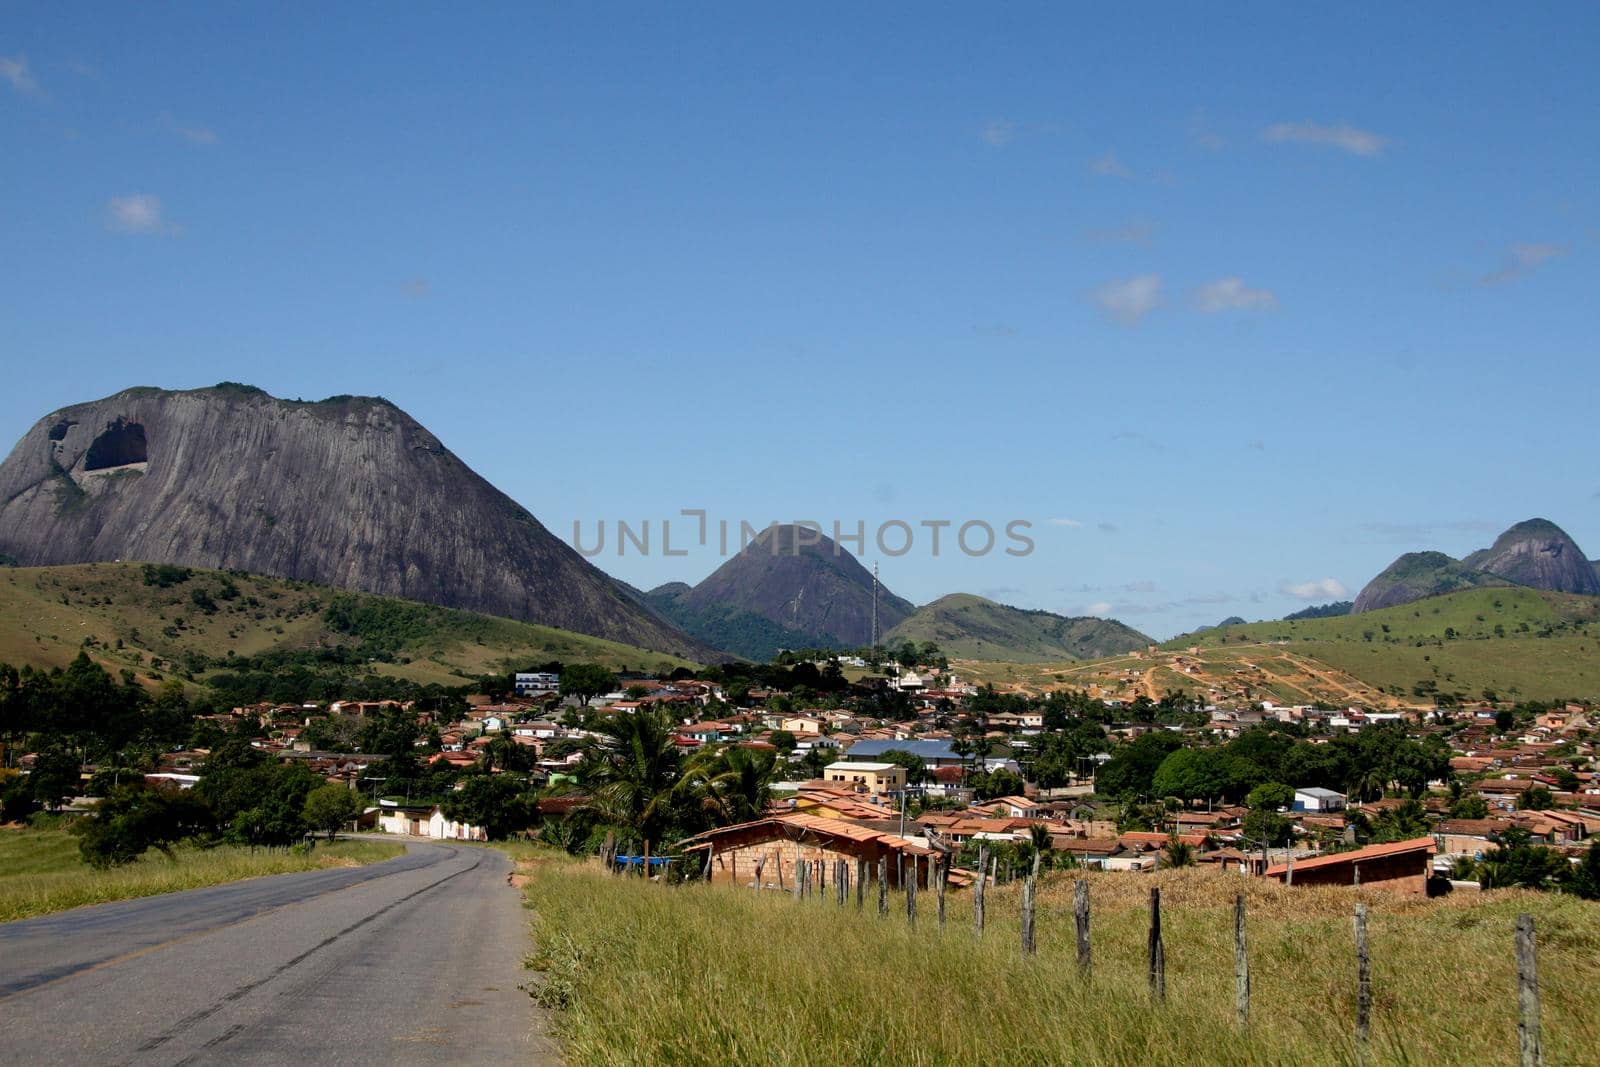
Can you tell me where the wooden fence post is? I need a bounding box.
[837,860,846,906]
[1074,879,1091,973]
[878,856,888,918]
[937,857,947,929]
[1234,893,1249,1030]
[1515,914,1542,1067]
[1354,902,1371,1050]
[1021,869,1037,956]
[974,845,989,938]
[793,853,804,902]
[856,858,866,909]
[1148,887,1165,1001]
[907,857,918,927]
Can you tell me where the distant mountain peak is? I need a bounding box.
[0,384,714,660]
[647,524,915,659]
[884,592,1152,662]
[1353,517,1597,613]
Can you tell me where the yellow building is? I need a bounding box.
[822,760,906,796]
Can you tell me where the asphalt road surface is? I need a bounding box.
[0,841,554,1065]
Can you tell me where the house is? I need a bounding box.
[375,801,486,841]
[822,761,906,796]
[679,812,938,891]
[1434,819,1507,858]
[1293,787,1346,813]
[1265,837,1437,894]
[514,671,559,696]
[781,716,825,735]
[986,795,1041,819]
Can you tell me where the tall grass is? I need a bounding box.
[522,857,1600,1066]
[0,825,402,922]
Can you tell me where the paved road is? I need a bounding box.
[0,841,554,1065]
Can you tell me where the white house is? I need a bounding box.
[1293,787,1346,813]
[375,801,486,841]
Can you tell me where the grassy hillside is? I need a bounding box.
[520,854,1600,1066]
[886,593,1152,663]
[1176,587,1599,649]
[953,588,1600,705]
[0,563,698,690]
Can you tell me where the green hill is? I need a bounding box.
[0,563,698,694]
[1161,586,1600,704]
[885,593,1152,662]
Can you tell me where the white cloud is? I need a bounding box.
[980,119,1014,147]
[1048,518,1083,528]
[1,54,39,96]
[1194,276,1278,312]
[1482,242,1567,286]
[1262,120,1386,157]
[1092,273,1162,325]
[106,194,178,235]
[1089,150,1134,178]
[1086,601,1114,617]
[1280,578,1349,600]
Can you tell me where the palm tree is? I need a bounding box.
[575,708,683,850]
[1162,831,1194,868]
[677,745,779,828]
[1349,766,1387,803]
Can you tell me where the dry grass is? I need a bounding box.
[520,856,1600,1066]
[0,824,403,922]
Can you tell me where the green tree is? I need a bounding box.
[1369,799,1430,843]
[1246,782,1294,811]
[1519,785,1555,811]
[72,783,210,867]
[303,781,361,842]
[575,707,682,850]
[677,745,779,827]
[561,664,619,709]
[1162,831,1195,868]
[972,767,1026,800]
[30,745,81,811]
[1096,732,1184,797]
[441,774,535,840]
[1449,794,1490,820]
[876,749,929,787]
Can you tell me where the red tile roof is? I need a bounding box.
[1265,836,1434,877]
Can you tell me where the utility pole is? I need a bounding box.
[871,561,880,651]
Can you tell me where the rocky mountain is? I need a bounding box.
[1352,519,1599,614]
[0,384,716,660]
[648,524,915,659]
[1459,518,1600,597]
[884,593,1152,662]
[1350,551,1508,613]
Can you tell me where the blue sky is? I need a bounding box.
[3,4,1597,639]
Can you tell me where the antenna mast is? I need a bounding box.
[872,561,880,650]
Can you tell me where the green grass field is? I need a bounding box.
[0,822,403,922]
[0,562,698,690]
[520,855,1600,1066]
